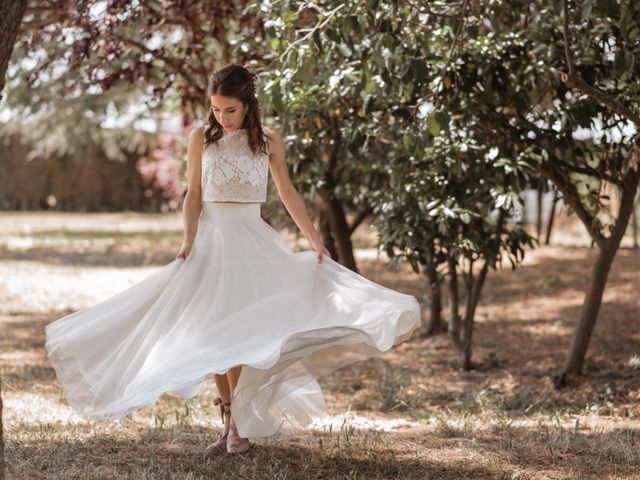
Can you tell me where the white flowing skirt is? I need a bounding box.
[44,201,421,438]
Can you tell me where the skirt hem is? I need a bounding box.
[45,303,421,438]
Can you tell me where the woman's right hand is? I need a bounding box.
[175,240,193,260]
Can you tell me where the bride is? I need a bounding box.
[44,63,422,456]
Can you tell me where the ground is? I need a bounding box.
[0,210,638,479]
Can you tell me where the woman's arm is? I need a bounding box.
[265,127,331,262]
[176,126,204,259]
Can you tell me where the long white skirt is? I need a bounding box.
[44,201,421,438]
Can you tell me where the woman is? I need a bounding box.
[44,64,422,456]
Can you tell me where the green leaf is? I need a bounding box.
[596,0,618,17]
[427,111,441,136]
[581,0,594,21]
[312,29,324,53]
[443,207,455,218]
[271,87,283,112]
[337,43,353,58]
[326,28,341,44]
[410,59,429,82]
[348,15,361,33]
[403,132,412,150]
[426,199,440,210]
[436,111,450,133]
[363,93,374,114]
[614,50,627,75]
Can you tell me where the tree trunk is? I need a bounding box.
[461,258,475,371]
[320,190,358,272]
[317,121,357,271]
[318,210,339,261]
[536,184,544,240]
[556,242,617,385]
[347,206,372,235]
[0,0,27,100]
[447,258,463,354]
[0,377,3,480]
[556,169,640,386]
[0,381,3,480]
[448,254,493,370]
[0,3,27,477]
[461,260,490,371]
[423,262,444,336]
[545,189,559,245]
[632,188,638,249]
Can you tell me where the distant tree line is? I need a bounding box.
[0,129,184,212]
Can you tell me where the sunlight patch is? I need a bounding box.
[307,410,421,432]
[0,261,158,314]
[0,350,42,364]
[5,392,87,425]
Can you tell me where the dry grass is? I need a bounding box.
[1,211,639,479]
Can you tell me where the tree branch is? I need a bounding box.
[448,1,471,60]
[110,32,204,94]
[540,162,606,246]
[606,166,640,249]
[348,205,373,235]
[280,3,346,61]
[438,0,471,80]
[562,0,575,77]
[561,0,640,128]
[560,161,623,187]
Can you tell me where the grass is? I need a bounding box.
[1,211,639,479]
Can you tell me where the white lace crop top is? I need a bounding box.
[201,127,269,203]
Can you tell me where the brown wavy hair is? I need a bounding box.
[203,64,270,157]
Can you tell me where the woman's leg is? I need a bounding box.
[214,373,231,402]
[205,373,234,455]
[226,366,250,450]
[226,366,242,395]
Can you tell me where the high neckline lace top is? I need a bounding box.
[201,127,269,203]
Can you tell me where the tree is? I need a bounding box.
[15,1,263,117]
[0,0,26,98]
[553,0,640,384]
[370,5,540,367]
[376,133,535,369]
[527,0,640,385]
[0,0,28,474]
[255,1,542,363]
[425,0,640,381]
[255,2,405,271]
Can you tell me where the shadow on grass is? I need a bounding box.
[9,419,638,479]
[479,247,640,307]
[5,427,505,480]
[493,424,640,477]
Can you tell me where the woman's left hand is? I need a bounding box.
[309,237,331,264]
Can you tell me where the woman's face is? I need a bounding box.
[211,94,247,132]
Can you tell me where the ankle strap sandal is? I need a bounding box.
[213,396,231,424]
[204,396,232,458]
